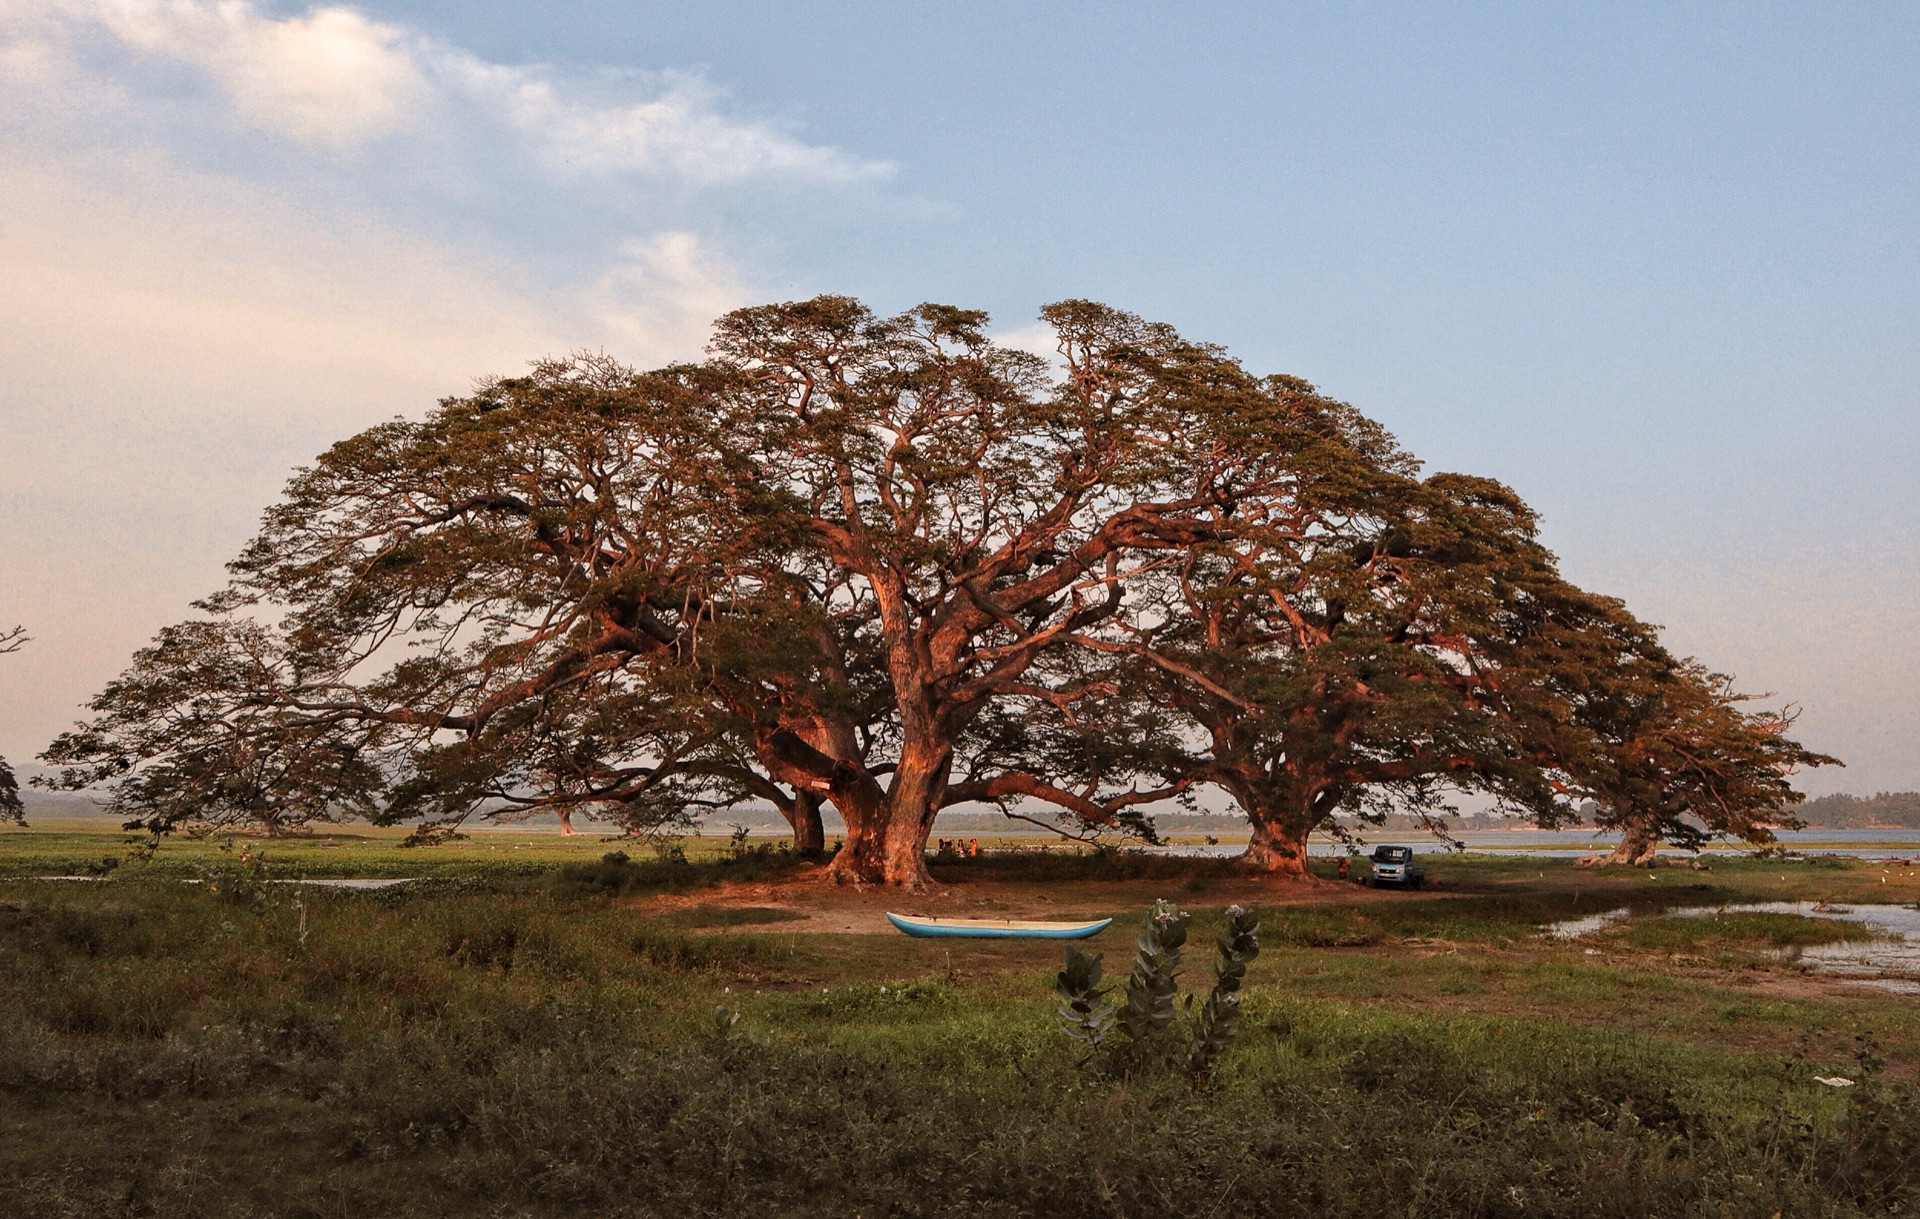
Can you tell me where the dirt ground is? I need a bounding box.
[638,860,1484,933]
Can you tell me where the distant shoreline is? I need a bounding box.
[18,789,1919,835]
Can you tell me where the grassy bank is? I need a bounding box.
[4,825,1919,1216]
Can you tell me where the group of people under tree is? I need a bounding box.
[34,298,1833,886]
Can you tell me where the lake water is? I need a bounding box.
[1146,828,1920,861]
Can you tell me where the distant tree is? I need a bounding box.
[0,625,24,826]
[1558,655,1838,866]
[1795,792,1920,830]
[1042,430,1836,875]
[1444,533,1839,866]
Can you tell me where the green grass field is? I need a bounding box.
[5,822,1920,1217]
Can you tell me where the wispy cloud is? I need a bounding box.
[0,0,908,366]
[589,231,750,358]
[90,1,430,148]
[457,62,889,186]
[0,2,900,764]
[5,0,891,184]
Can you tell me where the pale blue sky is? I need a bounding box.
[1,2,1914,792]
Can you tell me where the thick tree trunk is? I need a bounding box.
[1238,816,1315,879]
[1224,765,1326,882]
[783,791,826,857]
[880,808,935,888]
[753,722,894,883]
[828,738,946,888]
[556,809,581,837]
[828,809,885,882]
[816,758,892,884]
[1602,817,1660,866]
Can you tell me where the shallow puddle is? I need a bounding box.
[1544,907,1636,938]
[1546,900,1920,992]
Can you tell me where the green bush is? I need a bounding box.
[1056,900,1261,1082]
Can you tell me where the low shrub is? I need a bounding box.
[677,904,808,928]
[553,848,811,896]
[1056,900,1261,1083]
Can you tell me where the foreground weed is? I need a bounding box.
[1057,900,1261,1083]
[1186,904,1260,1080]
[194,839,272,911]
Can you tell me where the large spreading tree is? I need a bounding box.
[1543,652,1838,866]
[1063,451,1835,874]
[1037,414,1595,876]
[42,297,1834,883]
[700,299,1373,884]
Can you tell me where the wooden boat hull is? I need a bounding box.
[885,912,1112,939]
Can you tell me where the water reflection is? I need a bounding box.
[1143,829,1920,861]
[1545,900,1920,994]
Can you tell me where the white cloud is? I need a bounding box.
[455,61,889,186]
[4,1,892,183]
[0,3,892,761]
[0,144,755,763]
[93,1,427,148]
[590,231,749,357]
[989,320,1066,362]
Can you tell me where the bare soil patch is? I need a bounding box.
[634,860,1463,933]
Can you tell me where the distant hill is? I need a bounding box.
[1795,792,1920,829]
[16,788,114,818]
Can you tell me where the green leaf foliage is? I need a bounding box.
[36,303,1834,873]
[1062,901,1262,1083]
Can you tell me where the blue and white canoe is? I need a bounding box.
[885,912,1112,940]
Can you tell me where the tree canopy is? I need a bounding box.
[40,298,1834,883]
[0,626,23,826]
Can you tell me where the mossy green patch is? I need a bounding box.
[1609,911,1878,951]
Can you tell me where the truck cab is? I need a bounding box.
[1367,845,1426,889]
